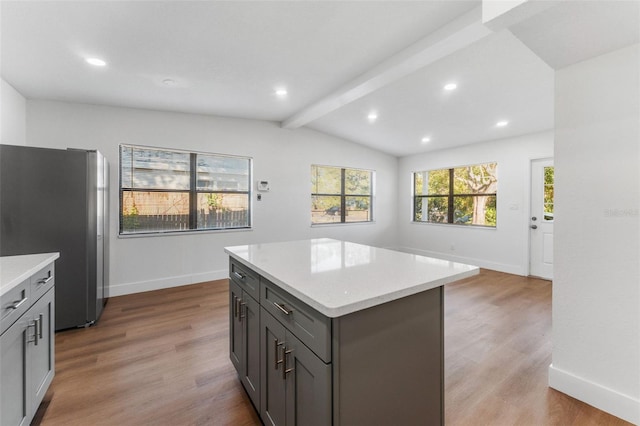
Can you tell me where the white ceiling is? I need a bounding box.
[2,1,639,157]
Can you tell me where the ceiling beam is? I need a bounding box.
[281,6,493,129]
[482,0,556,32]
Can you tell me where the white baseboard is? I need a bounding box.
[391,246,525,276]
[549,364,640,425]
[106,269,229,297]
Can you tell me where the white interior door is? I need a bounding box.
[529,158,554,280]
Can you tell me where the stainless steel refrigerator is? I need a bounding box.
[0,145,109,330]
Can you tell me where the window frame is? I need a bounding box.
[119,144,252,236]
[413,163,497,227]
[311,164,374,225]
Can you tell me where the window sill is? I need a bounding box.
[311,221,376,228]
[118,227,253,238]
[410,221,496,230]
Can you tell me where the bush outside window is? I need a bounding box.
[311,165,373,224]
[120,144,251,235]
[413,163,497,227]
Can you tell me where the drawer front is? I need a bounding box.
[1,278,30,335]
[229,258,259,301]
[261,278,331,363]
[30,263,55,301]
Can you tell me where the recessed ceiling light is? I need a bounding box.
[444,83,457,91]
[367,112,378,123]
[162,78,176,86]
[85,57,106,67]
[496,120,509,127]
[421,137,431,143]
[275,88,288,97]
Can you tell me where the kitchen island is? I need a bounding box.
[225,239,478,426]
[1,252,59,426]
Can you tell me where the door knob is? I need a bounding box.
[530,225,538,229]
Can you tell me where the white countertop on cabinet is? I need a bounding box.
[224,238,478,317]
[0,253,60,297]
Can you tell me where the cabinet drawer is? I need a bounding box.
[1,278,30,335]
[261,278,331,363]
[229,258,259,301]
[30,263,54,302]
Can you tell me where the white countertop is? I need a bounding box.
[0,253,60,297]
[225,239,478,317]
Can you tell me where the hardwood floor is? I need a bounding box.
[33,270,631,426]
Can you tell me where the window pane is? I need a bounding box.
[311,166,341,194]
[414,173,424,195]
[311,195,341,224]
[197,155,250,191]
[453,163,497,194]
[426,196,448,223]
[345,169,371,195]
[122,147,190,190]
[544,166,554,221]
[414,197,423,221]
[427,169,449,195]
[196,193,249,229]
[345,196,371,223]
[453,195,496,226]
[121,191,189,233]
[120,145,133,188]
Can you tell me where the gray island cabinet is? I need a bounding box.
[225,239,478,426]
[1,252,59,426]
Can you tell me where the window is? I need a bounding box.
[120,144,251,235]
[413,162,497,227]
[543,166,554,221]
[311,165,373,224]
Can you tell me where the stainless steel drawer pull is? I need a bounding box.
[233,271,245,280]
[273,302,293,316]
[274,339,284,369]
[37,275,53,285]
[39,313,44,339]
[29,318,40,345]
[240,302,246,319]
[232,295,237,318]
[282,347,294,380]
[9,297,28,310]
[236,298,242,322]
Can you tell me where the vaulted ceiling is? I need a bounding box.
[2,1,638,156]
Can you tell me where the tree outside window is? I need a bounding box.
[311,165,373,224]
[414,163,497,227]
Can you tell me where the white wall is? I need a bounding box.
[550,44,639,424]
[396,131,553,275]
[1,78,26,146]
[26,100,399,296]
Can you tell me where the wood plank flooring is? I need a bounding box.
[33,270,631,426]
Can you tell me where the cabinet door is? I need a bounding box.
[285,333,331,426]
[240,292,260,410]
[0,319,29,426]
[260,308,287,426]
[29,288,55,414]
[229,280,243,372]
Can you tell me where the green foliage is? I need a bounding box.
[311,165,372,214]
[414,163,497,226]
[122,202,140,231]
[345,169,371,195]
[544,166,554,215]
[206,193,224,211]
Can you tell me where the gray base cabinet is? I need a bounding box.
[260,307,331,426]
[229,265,260,410]
[1,286,55,426]
[228,258,444,426]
